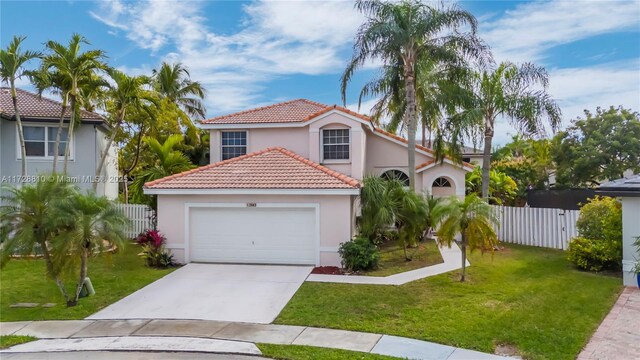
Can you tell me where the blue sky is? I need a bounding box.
[2,0,639,145]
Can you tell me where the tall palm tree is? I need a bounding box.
[94,68,155,192]
[434,194,499,282]
[446,62,561,199]
[152,62,206,119]
[0,36,41,176]
[0,178,75,301]
[53,191,128,306]
[342,0,487,190]
[42,33,106,174]
[131,134,195,209]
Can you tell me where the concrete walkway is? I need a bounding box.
[577,287,640,360]
[1,319,512,360]
[307,243,469,285]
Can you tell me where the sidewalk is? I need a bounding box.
[1,319,513,360]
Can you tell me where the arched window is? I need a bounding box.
[381,170,410,187]
[432,177,452,187]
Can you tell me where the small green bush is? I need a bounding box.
[576,196,622,241]
[567,237,621,272]
[338,236,379,272]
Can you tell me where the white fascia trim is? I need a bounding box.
[198,109,373,130]
[372,131,473,173]
[144,188,360,195]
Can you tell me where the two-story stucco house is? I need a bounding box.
[144,99,472,267]
[0,88,118,199]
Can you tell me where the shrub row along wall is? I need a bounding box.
[115,203,155,238]
[492,205,579,250]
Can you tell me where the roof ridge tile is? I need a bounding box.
[202,99,328,124]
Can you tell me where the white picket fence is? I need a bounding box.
[492,205,579,250]
[115,203,155,238]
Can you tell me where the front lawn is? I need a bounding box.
[258,344,400,360]
[277,244,622,360]
[0,245,175,322]
[364,239,442,277]
[0,335,37,349]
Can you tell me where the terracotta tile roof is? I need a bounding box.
[0,87,104,121]
[415,160,435,170]
[201,99,328,124]
[145,147,361,190]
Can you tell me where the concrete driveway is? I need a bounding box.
[88,264,312,324]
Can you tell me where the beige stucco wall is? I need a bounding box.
[622,197,640,287]
[156,194,353,267]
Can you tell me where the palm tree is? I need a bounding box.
[0,178,75,302]
[94,68,155,192]
[153,62,206,119]
[42,34,106,174]
[446,62,561,199]
[53,191,128,306]
[131,134,195,209]
[0,36,41,176]
[435,194,499,282]
[342,0,487,190]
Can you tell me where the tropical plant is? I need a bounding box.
[94,68,155,191]
[342,0,487,190]
[0,177,74,301]
[444,62,561,199]
[466,167,517,205]
[0,35,41,176]
[338,236,379,272]
[52,191,129,306]
[553,106,640,188]
[130,134,195,209]
[153,62,206,119]
[435,194,499,281]
[135,229,174,268]
[42,33,106,174]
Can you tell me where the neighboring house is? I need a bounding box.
[0,88,118,199]
[145,99,472,266]
[461,144,484,168]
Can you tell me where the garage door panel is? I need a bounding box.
[189,206,317,265]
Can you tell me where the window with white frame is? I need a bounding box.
[322,128,350,161]
[19,124,70,158]
[221,131,247,160]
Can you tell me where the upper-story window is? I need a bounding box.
[221,131,247,160]
[322,128,350,161]
[18,124,70,159]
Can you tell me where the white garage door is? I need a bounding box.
[188,205,317,265]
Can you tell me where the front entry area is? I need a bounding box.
[188,204,318,265]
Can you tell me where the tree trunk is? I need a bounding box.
[122,125,145,204]
[403,55,418,191]
[52,97,68,173]
[11,83,28,176]
[70,246,88,307]
[63,94,77,175]
[421,118,426,147]
[460,233,467,282]
[93,114,124,192]
[40,240,70,303]
[481,117,494,199]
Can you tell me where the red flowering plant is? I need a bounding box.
[136,230,174,268]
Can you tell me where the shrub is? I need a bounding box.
[567,237,621,272]
[576,196,622,241]
[136,230,174,268]
[338,236,379,272]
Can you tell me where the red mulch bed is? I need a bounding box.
[311,266,345,275]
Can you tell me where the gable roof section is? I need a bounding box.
[0,87,104,122]
[144,147,361,193]
[201,99,328,124]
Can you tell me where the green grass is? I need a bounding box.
[276,244,622,360]
[0,245,175,322]
[258,344,401,360]
[364,239,443,277]
[0,335,37,349]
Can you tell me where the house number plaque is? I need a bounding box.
[246,203,257,207]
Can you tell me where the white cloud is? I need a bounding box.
[482,0,640,63]
[90,0,363,114]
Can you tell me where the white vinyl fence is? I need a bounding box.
[115,204,155,238]
[492,205,579,250]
